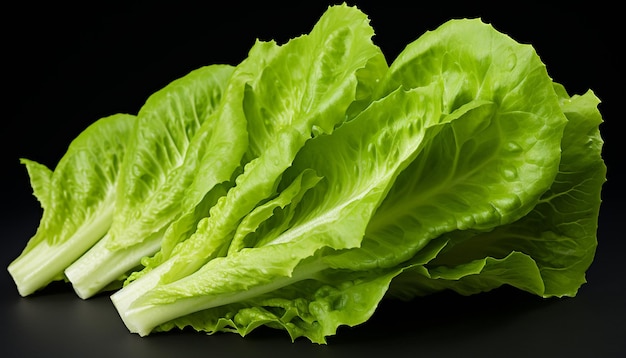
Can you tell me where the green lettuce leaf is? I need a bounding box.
[389,85,606,298]
[109,64,239,249]
[323,17,566,275]
[128,42,282,278]
[64,64,245,299]
[9,113,136,296]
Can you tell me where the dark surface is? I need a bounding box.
[2,1,623,357]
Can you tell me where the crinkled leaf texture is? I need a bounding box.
[109,64,240,249]
[386,85,606,299]
[64,64,246,299]
[9,113,136,296]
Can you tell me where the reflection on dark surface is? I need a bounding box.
[3,274,621,358]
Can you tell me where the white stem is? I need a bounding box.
[65,233,163,299]
[8,205,114,296]
[114,258,325,336]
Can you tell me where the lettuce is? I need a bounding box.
[9,4,605,344]
[8,113,136,296]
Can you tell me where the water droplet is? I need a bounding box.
[505,141,523,153]
[502,164,518,181]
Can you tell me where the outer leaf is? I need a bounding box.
[8,113,135,296]
[110,64,237,248]
[139,41,282,270]
[156,261,404,344]
[65,64,244,298]
[388,251,545,298]
[413,86,606,297]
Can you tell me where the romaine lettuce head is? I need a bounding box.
[9,4,605,346]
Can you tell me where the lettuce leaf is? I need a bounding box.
[9,113,136,296]
[332,17,567,272]
[387,85,606,299]
[64,64,245,298]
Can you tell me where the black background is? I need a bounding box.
[1,1,623,357]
